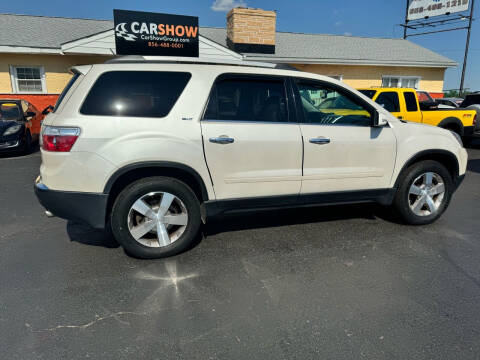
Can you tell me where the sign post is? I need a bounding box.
[113,9,199,57]
[401,0,475,96]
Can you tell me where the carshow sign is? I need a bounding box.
[113,9,199,57]
[407,0,470,20]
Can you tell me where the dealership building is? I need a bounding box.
[0,8,457,110]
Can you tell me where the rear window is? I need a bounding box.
[54,73,80,112]
[80,71,191,117]
[375,92,400,113]
[358,90,377,99]
[404,92,418,112]
[417,91,432,103]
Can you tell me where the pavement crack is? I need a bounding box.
[26,311,147,332]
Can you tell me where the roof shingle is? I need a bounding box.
[0,14,456,67]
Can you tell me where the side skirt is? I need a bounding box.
[203,188,397,218]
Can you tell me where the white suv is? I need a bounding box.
[35,57,468,258]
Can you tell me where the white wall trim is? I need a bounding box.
[0,46,61,54]
[244,56,456,68]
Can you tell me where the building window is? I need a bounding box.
[9,66,46,93]
[382,76,420,89]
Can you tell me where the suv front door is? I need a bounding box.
[201,74,303,200]
[293,79,396,195]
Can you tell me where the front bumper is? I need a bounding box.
[0,139,20,150]
[34,176,108,229]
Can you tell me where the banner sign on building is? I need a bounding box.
[113,9,199,57]
[407,0,470,20]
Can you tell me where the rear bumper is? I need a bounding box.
[34,176,108,229]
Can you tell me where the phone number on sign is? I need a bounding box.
[148,42,185,49]
[409,0,468,15]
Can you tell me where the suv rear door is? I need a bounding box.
[293,78,396,194]
[201,74,302,200]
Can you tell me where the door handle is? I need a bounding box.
[309,137,330,145]
[209,136,235,144]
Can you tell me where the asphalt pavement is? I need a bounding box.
[1,144,480,359]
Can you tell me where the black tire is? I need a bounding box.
[110,176,201,259]
[393,160,453,225]
[23,131,32,155]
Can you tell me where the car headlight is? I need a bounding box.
[3,124,22,136]
[450,130,463,146]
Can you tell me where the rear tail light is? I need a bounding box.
[42,126,80,152]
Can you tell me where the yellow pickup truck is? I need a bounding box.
[358,88,477,140]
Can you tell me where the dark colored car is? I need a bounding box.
[436,98,462,108]
[459,93,480,140]
[0,99,43,154]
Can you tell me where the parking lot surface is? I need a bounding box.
[1,145,480,360]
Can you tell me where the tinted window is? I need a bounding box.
[296,81,372,126]
[81,71,191,117]
[417,91,432,103]
[461,94,480,107]
[404,92,418,112]
[375,92,400,112]
[204,76,288,122]
[0,102,21,120]
[54,73,80,112]
[358,90,377,99]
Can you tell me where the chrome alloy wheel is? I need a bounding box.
[127,192,188,248]
[408,172,446,217]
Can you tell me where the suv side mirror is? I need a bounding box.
[373,111,388,127]
[42,105,54,115]
[25,111,36,118]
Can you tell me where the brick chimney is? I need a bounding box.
[226,8,276,54]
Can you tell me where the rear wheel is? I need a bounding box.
[393,160,453,225]
[111,177,201,259]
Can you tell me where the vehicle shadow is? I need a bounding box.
[67,221,120,248]
[65,203,400,250]
[0,144,40,159]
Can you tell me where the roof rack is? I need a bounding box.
[105,55,277,68]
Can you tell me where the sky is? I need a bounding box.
[2,0,479,91]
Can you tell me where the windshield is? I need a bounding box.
[358,90,377,99]
[0,103,21,120]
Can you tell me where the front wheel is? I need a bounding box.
[111,177,202,259]
[393,160,453,225]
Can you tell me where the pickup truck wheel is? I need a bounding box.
[110,177,201,259]
[393,160,453,225]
